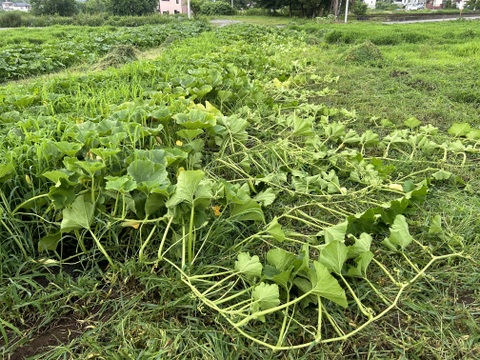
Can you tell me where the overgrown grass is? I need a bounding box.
[0,21,479,359]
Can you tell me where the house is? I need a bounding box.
[1,1,31,11]
[364,0,377,9]
[158,0,187,14]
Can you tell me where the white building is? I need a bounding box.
[364,0,377,9]
[2,2,32,12]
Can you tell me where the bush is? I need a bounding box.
[315,14,337,23]
[241,8,269,16]
[352,2,368,15]
[0,11,23,27]
[324,30,356,44]
[190,0,204,15]
[199,2,236,15]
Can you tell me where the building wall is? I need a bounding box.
[158,0,183,14]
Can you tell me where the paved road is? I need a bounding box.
[384,15,480,24]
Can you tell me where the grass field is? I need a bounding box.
[0,18,479,359]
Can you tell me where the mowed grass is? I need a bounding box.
[0,20,479,359]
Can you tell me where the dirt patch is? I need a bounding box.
[10,317,83,360]
[210,19,242,27]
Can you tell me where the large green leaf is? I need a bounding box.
[166,170,213,210]
[347,233,372,259]
[38,232,62,252]
[252,282,280,311]
[127,159,169,193]
[42,170,76,187]
[310,261,348,308]
[0,163,14,183]
[448,123,471,137]
[61,195,94,233]
[318,221,348,244]
[319,240,349,274]
[53,142,82,157]
[105,175,137,193]
[267,248,295,271]
[174,108,216,129]
[230,199,265,223]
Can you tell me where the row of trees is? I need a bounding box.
[29,0,159,17]
[29,0,361,18]
[29,0,478,19]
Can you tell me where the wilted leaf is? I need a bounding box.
[266,217,286,242]
[230,199,265,222]
[382,215,413,251]
[466,129,480,140]
[346,251,374,277]
[432,169,452,181]
[428,215,443,235]
[347,233,372,259]
[254,188,276,207]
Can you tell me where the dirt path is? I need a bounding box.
[210,19,243,27]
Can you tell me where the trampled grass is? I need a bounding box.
[0,19,479,359]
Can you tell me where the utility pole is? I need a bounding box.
[187,0,191,18]
[345,0,349,23]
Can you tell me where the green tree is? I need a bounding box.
[107,0,158,16]
[84,0,109,14]
[466,0,479,9]
[30,0,78,16]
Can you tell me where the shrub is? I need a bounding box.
[199,2,236,15]
[315,14,337,23]
[352,2,368,15]
[242,8,269,16]
[0,11,23,27]
[324,30,356,44]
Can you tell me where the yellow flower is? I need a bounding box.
[212,206,221,217]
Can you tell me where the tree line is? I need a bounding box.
[29,0,159,17]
